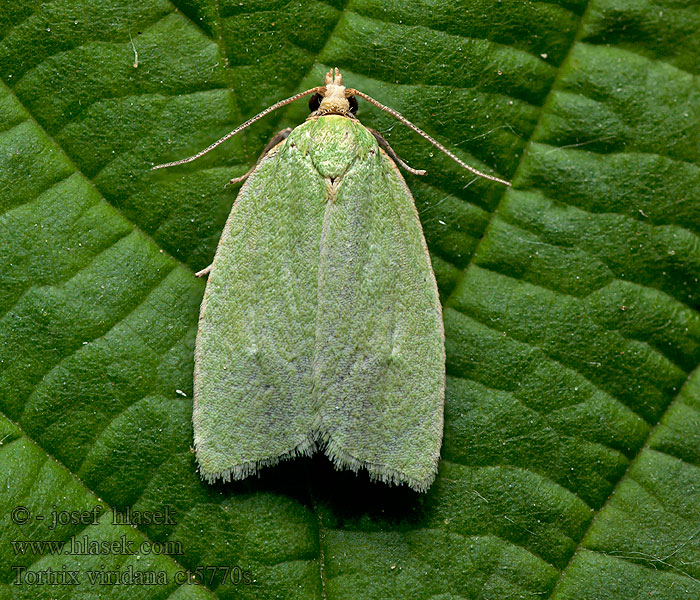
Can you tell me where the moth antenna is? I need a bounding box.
[348,89,511,186]
[152,87,324,170]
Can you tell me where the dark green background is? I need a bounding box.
[1,0,700,598]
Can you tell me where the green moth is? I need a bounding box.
[154,69,510,492]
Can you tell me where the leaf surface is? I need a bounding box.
[1,1,699,598]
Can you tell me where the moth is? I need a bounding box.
[154,69,509,492]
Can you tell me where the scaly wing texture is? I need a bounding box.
[193,132,326,482]
[313,120,445,492]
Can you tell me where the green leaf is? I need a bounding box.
[1,1,699,599]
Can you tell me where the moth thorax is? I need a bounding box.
[318,83,350,116]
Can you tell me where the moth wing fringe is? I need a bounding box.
[196,434,318,484]
[316,429,439,493]
[195,426,440,491]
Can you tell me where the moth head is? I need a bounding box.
[308,68,358,118]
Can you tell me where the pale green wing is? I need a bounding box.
[313,133,445,492]
[193,128,326,482]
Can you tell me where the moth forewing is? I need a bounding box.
[193,133,325,482]
[312,123,445,491]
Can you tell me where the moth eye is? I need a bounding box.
[308,93,323,112]
[348,95,358,114]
